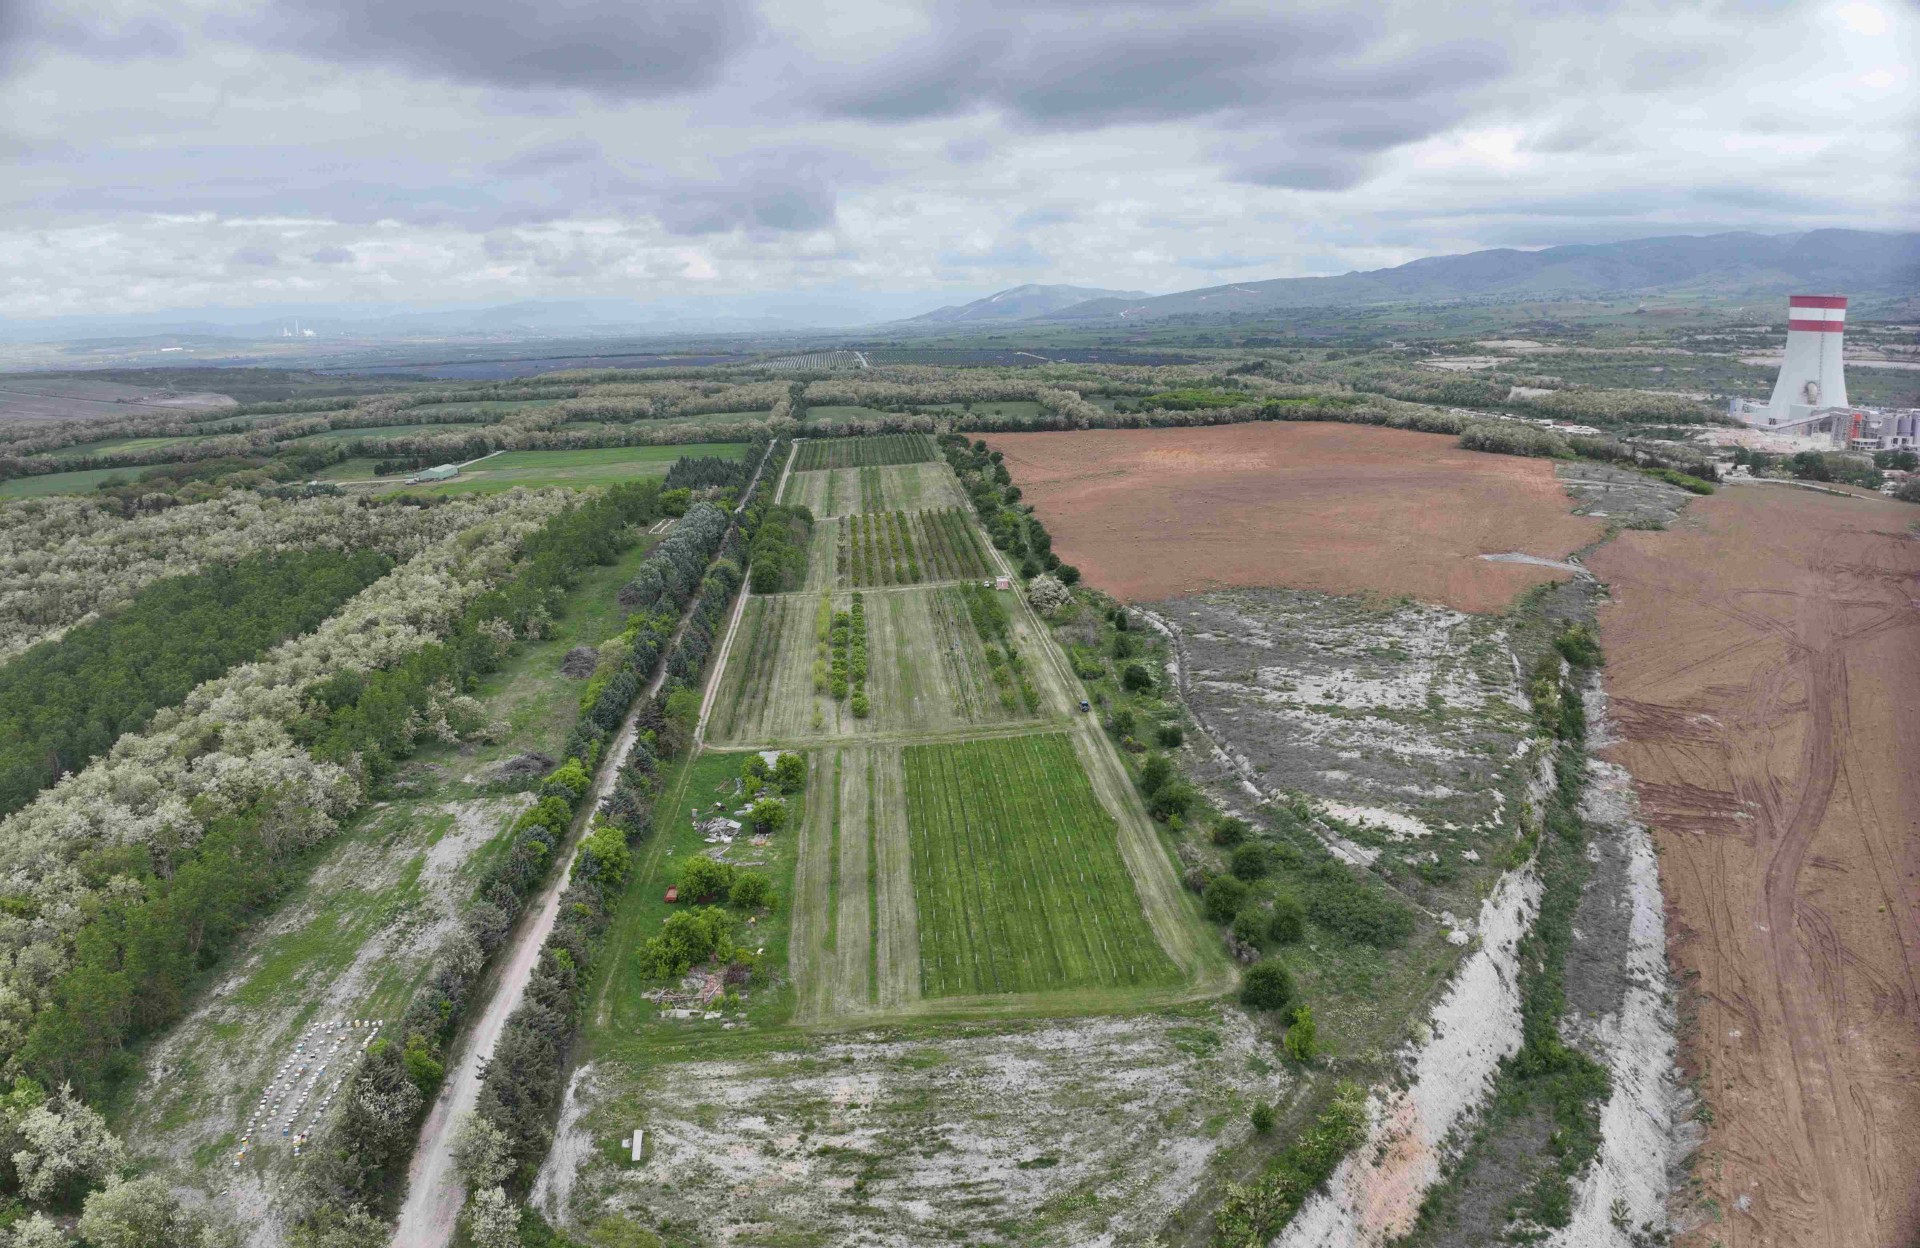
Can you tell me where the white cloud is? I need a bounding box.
[0,0,1912,320]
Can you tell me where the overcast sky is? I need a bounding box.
[0,0,1914,322]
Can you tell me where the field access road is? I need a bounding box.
[391,440,777,1248]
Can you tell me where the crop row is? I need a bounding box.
[858,465,884,512]
[715,595,789,739]
[902,734,1174,997]
[828,594,871,717]
[794,433,938,471]
[916,507,993,581]
[839,511,920,587]
[957,582,1040,713]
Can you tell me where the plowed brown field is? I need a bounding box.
[1589,485,1920,1247]
[984,423,1603,612]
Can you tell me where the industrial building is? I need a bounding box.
[1730,295,1920,450]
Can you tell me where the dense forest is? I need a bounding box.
[0,548,393,814]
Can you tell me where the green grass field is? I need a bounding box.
[0,463,187,499]
[399,443,748,493]
[793,433,938,470]
[903,734,1179,998]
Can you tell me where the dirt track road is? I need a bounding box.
[1589,485,1920,1247]
[391,443,776,1248]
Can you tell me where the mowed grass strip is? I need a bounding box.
[793,433,937,471]
[902,734,1177,998]
[402,443,747,493]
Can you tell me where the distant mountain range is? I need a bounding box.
[905,284,1151,324]
[1032,230,1920,322]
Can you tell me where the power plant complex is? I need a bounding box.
[1731,294,1919,450]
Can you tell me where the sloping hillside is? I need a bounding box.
[1038,230,1920,320]
[908,283,1151,323]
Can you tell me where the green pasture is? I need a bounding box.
[0,464,186,499]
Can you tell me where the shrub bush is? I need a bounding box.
[1267,895,1306,945]
[1303,870,1414,948]
[1240,960,1295,1012]
[1230,842,1271,881]
[1212,816,1249,847]
[1203,874,1250,923]
[1231,908,1268,949]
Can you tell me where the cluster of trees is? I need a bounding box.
[746,504,812,593]
[0,548,393,815]
[299,483,671,784]
[293,483,742,1240]
[12,486,649,1105]
[664,454,751,493]
[1731,448,1889,490]
[0,490,499,666]
[577,500,745,763]
[0,490,567,1092]
[0,491,578,1236]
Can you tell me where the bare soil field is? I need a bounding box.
[985,423,1604,613]
[1588,486,1920,1247]
[0,376,236,421]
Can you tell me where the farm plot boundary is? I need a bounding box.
[707,588,1058,747]
[836,509,993,588]
[902,733,1179,999]
[793,433,939,471]
[779,462,970,518]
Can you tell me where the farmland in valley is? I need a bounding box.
[903,733,1180,997]
[793,432,939,470]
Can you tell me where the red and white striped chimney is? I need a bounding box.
[1768,294,1847,412]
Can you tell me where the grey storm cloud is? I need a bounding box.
[803,2,1510,190]
[243,0,757,97]
[809,3,1506,127]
